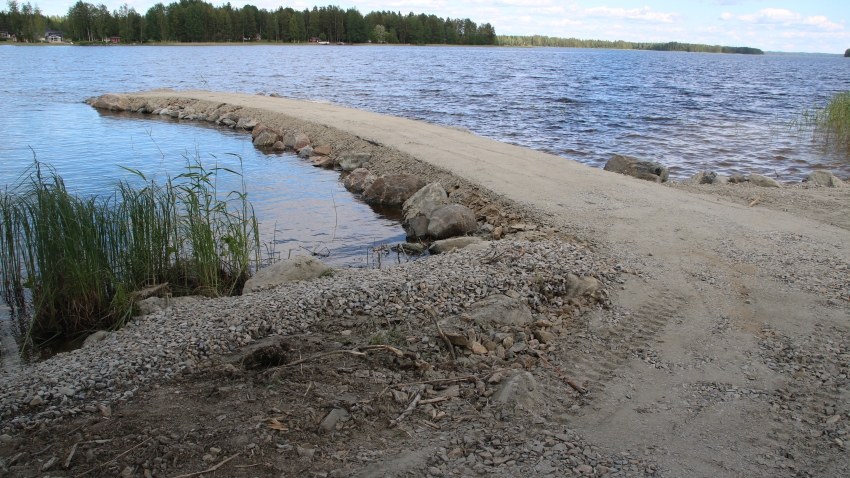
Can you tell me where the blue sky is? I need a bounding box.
[32,0,850,53]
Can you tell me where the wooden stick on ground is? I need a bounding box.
[748,193,764,208]
[63,443,78,469]
[388,393,421,428]
[423,305,456,360]
[533,350,588,394]
[74,437,152,477]
[173,453,239,478]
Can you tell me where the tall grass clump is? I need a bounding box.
[0,157,261,344]
[799,91,850,154]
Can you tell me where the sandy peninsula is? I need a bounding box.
[1,89,848,477]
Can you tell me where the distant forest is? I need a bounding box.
[1,0,761,55]
[0,0,497,44]
[498,35,764,55]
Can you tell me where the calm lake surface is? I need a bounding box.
[1,46,849,259]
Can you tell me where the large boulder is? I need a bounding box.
[253,129,280,147]
[402,182,447,222]
[748,173,781,188]
[604,154,669,183]
[251,124,268,139]
[283,132,310,151]
[426,204,477,240]
[243,255,331,293]
[336,153,371,171]
[429,236,483,254]
[565,274,600,299]
[342,168,376,193]
[362,175,426,206]
[806,171,845,188]
[90,94,130,111]
[466,294,533,327]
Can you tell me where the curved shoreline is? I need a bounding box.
[2,90,849,476]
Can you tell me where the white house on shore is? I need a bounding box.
[42,30,64,43]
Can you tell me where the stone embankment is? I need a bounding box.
[86,93,540,250]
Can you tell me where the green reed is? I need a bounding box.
[0,157,260,344]
[798,91,850,154]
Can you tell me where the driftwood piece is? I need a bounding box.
[173,453,239,478]
[748,193,764,208]
[423,305,456,360]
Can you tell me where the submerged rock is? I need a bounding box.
[604,154,669,183]
[243,255,331,293]
[297,146,314,158]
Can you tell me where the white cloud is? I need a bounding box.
[721,8,843,31]
[584,6,679,23]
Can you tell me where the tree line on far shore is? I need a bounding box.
[0,0,497,45]
[0,0,766,54]
[498,35,764,55]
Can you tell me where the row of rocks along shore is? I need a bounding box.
[2,92,845,476]
[0,94,661,477]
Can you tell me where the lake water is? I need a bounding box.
[1,45,849,243]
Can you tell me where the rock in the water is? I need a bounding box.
[748,173,781,188]
[604,154,669,183]
[83,330,111,349]
[426,204,477,240]
[243,255,331,293]
[465,294,533,326]
[90,94,129,111]
[297,146,314,158]
[336,153,371,171]
[565,274,599,298]
[402,182,448,222]
[806,170,845,188]
[271,141,286,151]
[362,175,426,206]
[342,168,376,193]
[253,130,280,147]
[429,236,482,254]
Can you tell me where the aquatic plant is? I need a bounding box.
[0,157,261,344]
[799,91,850,154]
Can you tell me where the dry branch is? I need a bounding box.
[533,350,587,394]
[748,193,764,208]
[388,393,421,428]
[173,453,239,478]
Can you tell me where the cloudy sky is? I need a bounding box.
[33,0,850,53]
